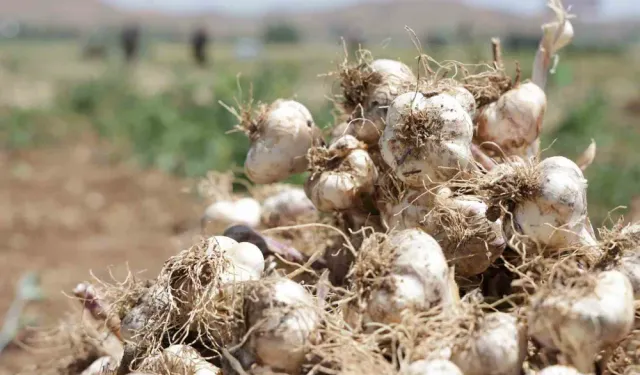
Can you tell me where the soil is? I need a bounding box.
[0,133,204,374]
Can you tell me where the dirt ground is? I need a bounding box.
[0,133,204,374]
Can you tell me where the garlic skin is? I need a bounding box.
[205,235,264,282]
[223,242,266,282]
[305,135,378,212]
[445,86,477,118]
[402,359,463,375]
[381,190,431,231]
[474,82,547,159]
[381,92,474,188]
[537,366,585,375]
[451,312,527,375]
[245,99,320,184]
[509,156,596,250]
[347,59,415,145]
[246,278,320,375]
[330,121,351,144]
[528,270,635,373]
[261,188,316,227]
[140,345,220,375]
[365,229,453,324]
[203,197,262,229]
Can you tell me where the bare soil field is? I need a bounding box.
[0,133,202,374]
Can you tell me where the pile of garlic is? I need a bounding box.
[40,1,640,375]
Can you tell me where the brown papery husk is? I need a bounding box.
[605,328,640,375]
[17,314,116,375]
[593,219,640,271]
[345,232,397,325]
[335,49,384,115]
[116,238,247,363]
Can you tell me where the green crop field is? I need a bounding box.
[2,38,640,224]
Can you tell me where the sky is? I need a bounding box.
[102,0,640,19]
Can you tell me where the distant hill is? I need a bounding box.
[0,0,635,42]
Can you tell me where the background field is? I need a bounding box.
[1,28,640,373]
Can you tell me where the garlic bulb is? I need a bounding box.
[139,345,220,375]
[261,187,316,227]
[451,312,527,375]
[424,195,506,277]
[381,92,474,188]
[402,359,463,375]
[244,99,322,184]
[528,270,635,373]
[305,135,378,212]
[344,59,415,145]
[508,156,596,251]
[245,277,320,374]
[444,86,477,118]
[356,229,454,325]
[203,197,262,229]
[537,366,585,375]
[474,82,547,159]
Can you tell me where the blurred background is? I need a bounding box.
[0,0,639,371]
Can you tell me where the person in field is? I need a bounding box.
[121,23,140,63]
[191,26,209,66]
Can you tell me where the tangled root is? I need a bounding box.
[429,196,505,277]
[374,171,413,209]
[390,292,487,363]
[346,233,397,318]
[431,198,497,252]
[594,220,640,270]
[303,308,395,375]
[335,50,384,115]
[462,69,513,108]
[221,95,270,142]
[606,329,640,375]
[17,315,116,375]
[450,159,542,209]
[306,139,367,177]
[394,104,449,149]
[111,238,247,364]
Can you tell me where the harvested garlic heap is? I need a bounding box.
[24,2,639,375]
